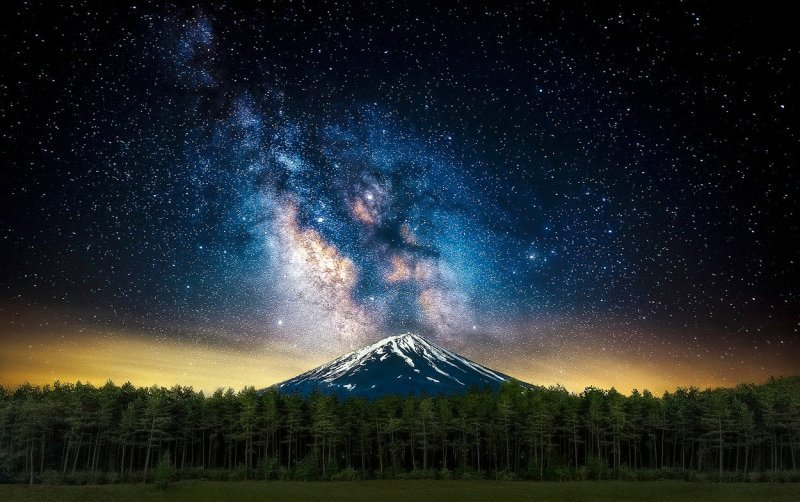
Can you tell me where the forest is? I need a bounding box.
[1,377,798,485]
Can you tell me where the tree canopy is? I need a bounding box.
[0,377,798,484]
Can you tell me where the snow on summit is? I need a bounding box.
[275,333,517,398]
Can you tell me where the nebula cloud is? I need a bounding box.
[165,16,489,349]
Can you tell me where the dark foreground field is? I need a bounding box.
[1,481,798,502]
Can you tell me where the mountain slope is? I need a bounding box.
[275,333,517,398]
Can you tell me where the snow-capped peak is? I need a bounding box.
[275,332,514,398]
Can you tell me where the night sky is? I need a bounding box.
[1,1,798,393]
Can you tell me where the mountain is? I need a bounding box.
[275,333,518,398]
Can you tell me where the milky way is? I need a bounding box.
[1,2,798,392]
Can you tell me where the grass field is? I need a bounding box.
[1,480,798,502]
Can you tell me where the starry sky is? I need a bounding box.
[1,1,798,394]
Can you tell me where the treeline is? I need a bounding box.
[1,377,799,484]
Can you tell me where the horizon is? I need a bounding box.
[1,327,792,397]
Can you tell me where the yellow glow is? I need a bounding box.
[491,350,729,395]
[1,308,793,395]
[0,327,327,394]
